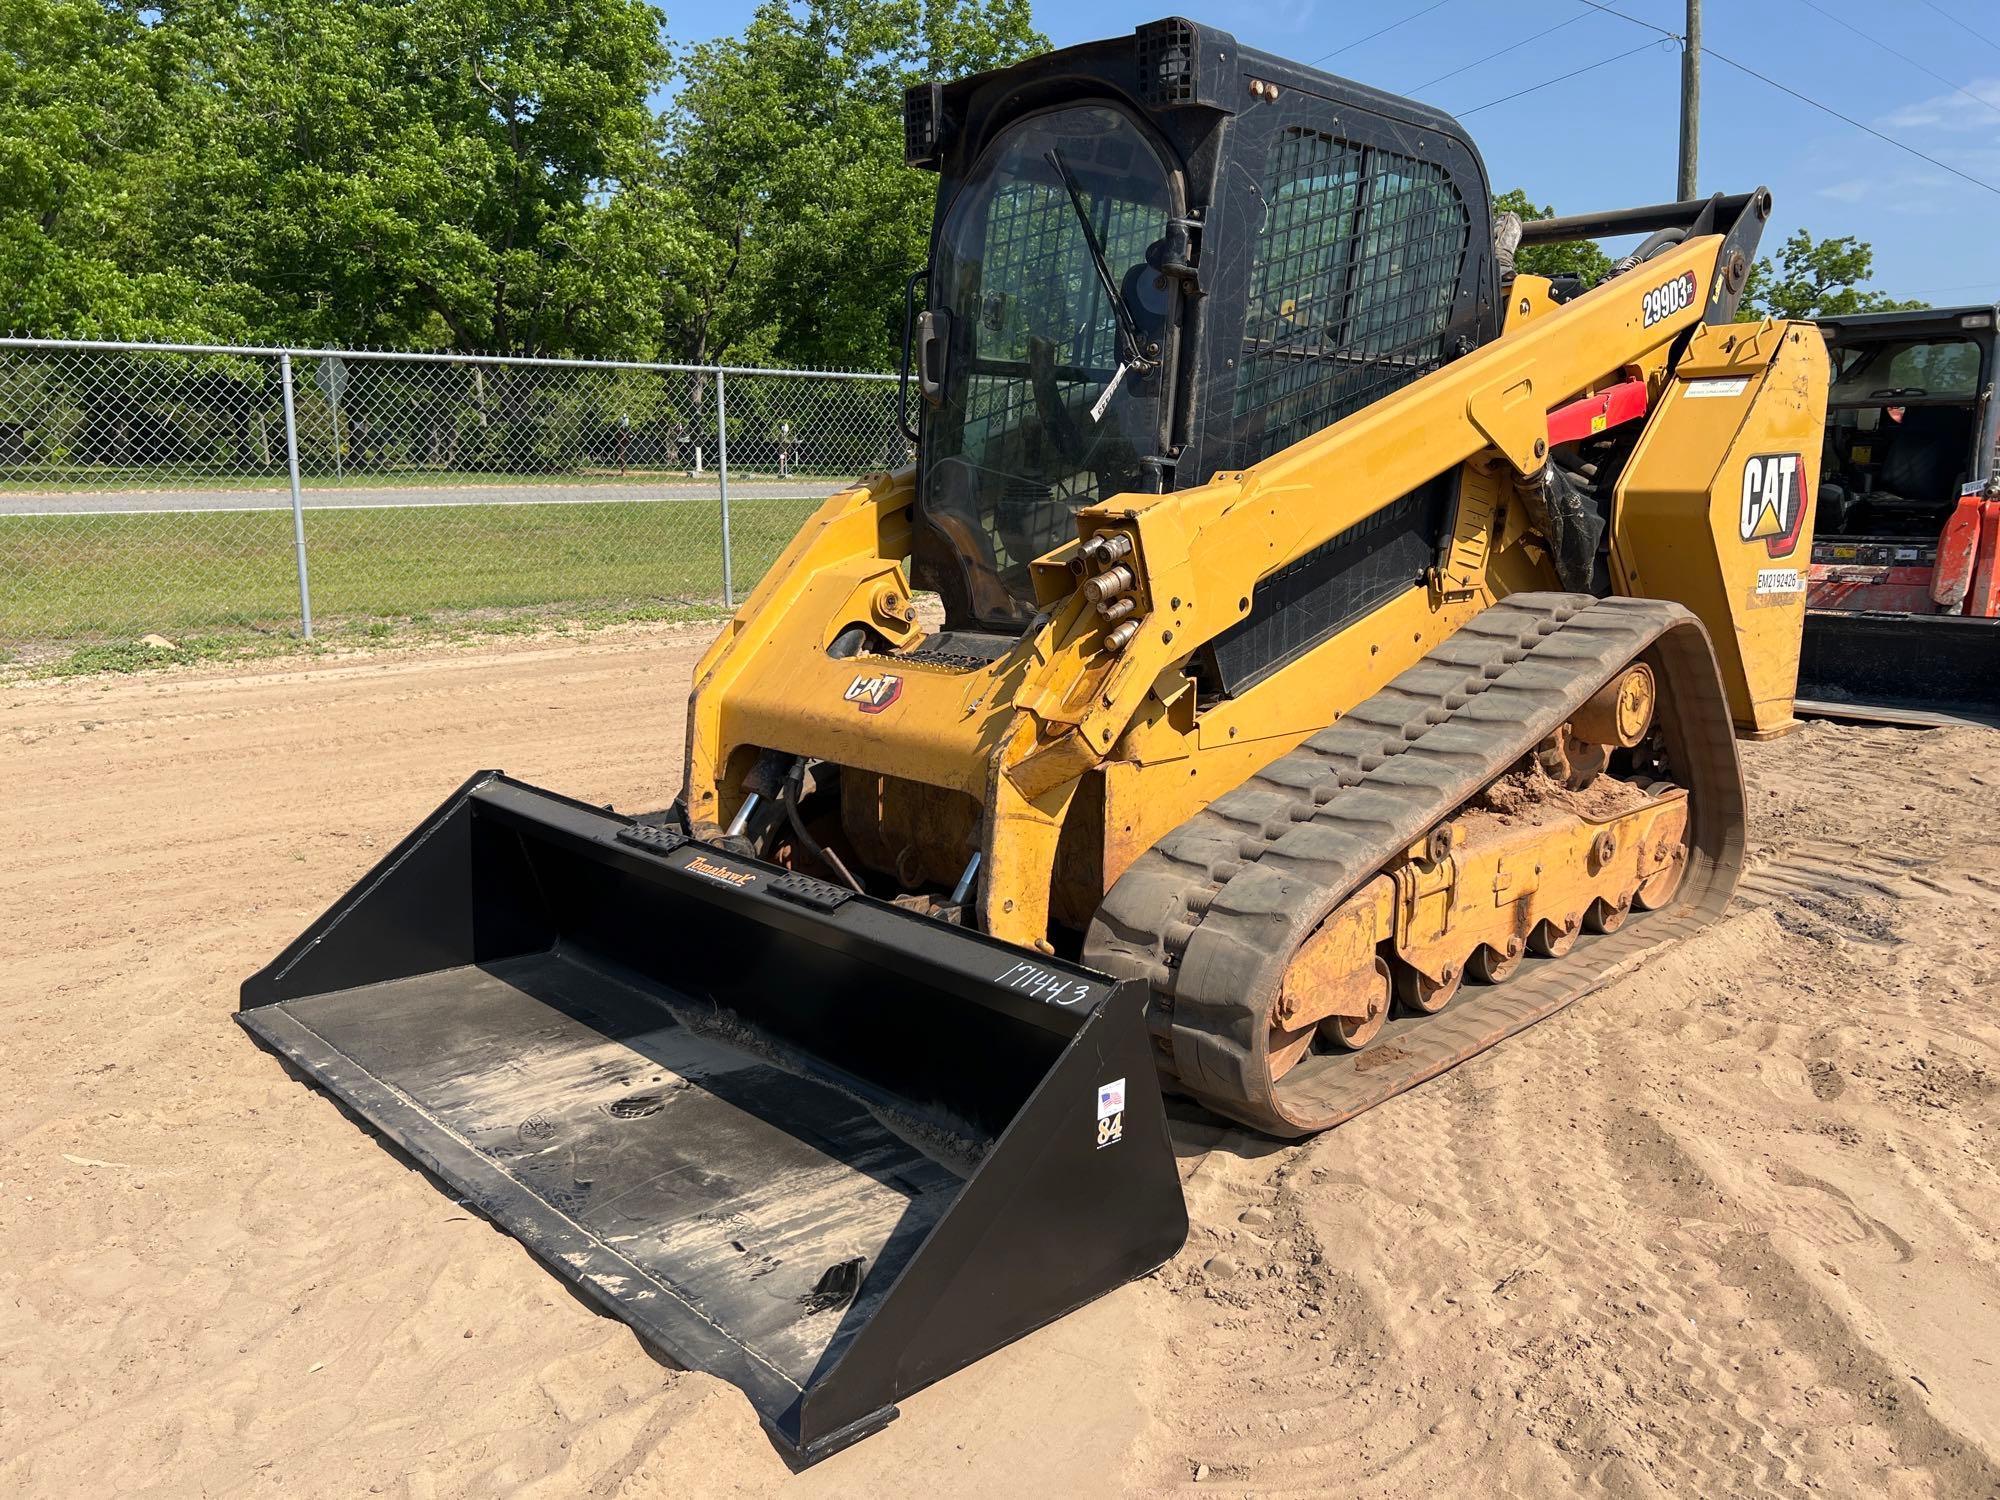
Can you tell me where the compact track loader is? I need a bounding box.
[241,19,1828,1463]
[1793,305,2000,725]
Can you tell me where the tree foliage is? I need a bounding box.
[160,0,675,355]
[1737,229,1928,321]
[656,0,1043,368]
[0,0,1039,361]
[0,0,224,338]
[4,19,1935,360]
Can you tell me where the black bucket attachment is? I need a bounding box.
[238,773,1187,1464]
[1796,609,2000,728]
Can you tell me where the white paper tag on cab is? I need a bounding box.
[1685,376,1750,399]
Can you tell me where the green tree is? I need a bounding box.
[657,0,1044,369]
[0,0,242,339]
[1737,229,1927,321]
[157,0,674,355]
[4,0,1044,362]
[1492,188,1615,288]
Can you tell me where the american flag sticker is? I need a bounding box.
[1095,1078,1125,1149]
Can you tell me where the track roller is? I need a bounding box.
[1529,914,1581,957]
[1468,937,1525,983]
[1395,960,1462,1015]
[1319,957,1392,1052]
[1584,895,1631,933]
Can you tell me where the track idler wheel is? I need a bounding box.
[1467,936,1524,983]
[1267,1018,1318,1082]
[1529,913,1582,957]
[1572,663,1657,748]
[1394,958,1462,1016]
[1584,895,1631,934]
[1320,957,1392,1052]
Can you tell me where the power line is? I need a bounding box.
[1702,45,2000,199]
[1309,0,1458,66]
[1917,0,2000,57]
[1405,13,1592,95]
[1458,39,1666,118]
[1569,0,1680,43]
[1792,0,2000,125]
[1906,279,2000,297]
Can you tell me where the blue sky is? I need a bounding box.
[666,0,2000,305]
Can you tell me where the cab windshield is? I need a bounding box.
[924,105,1177,623]
[1830,336,1982,405]
[1820,334,1987,537]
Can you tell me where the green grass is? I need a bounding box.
[0,464,846,495]
[0,494,819,672]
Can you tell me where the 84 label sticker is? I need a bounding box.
[1095,1078,1125,1149]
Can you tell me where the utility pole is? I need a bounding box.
[1678,0,1701,200]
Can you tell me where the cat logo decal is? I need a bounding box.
[843,671,903,713]
[1739,452,1807,559]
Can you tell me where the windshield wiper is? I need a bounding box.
[1044,148,1154,418]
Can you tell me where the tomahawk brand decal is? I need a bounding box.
[1096,1078,1126,1149]
[1641,270,1698,328]
[686,854,756,887]
[843,671,903,713]
[1739,452,1808,558]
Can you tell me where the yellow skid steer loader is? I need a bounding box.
[241,18,1827,1463]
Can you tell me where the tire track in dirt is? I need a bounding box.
[1142,720,2000,1497]
[2,624,1187,1499]
[6,638,1998,1497]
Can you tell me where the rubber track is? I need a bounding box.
[1083,592,1747,1136]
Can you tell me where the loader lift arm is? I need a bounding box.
[1028,216,1762,773]
[962,201,1819,939]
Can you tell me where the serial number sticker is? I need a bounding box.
[995,960,1095,1007]
[1096,1078,1126,1149]
[1642,270,1698,327]
[1685,376,1749,399]
[1756,567,1803,595]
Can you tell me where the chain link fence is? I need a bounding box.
[0,338,907,665]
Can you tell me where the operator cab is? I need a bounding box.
[900,17,1496,684]
[1810,306,1997,612]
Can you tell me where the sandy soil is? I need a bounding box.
[3,628,1996,1499]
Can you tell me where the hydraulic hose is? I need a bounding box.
[1606,227,1687,279]
[783,760,864,892]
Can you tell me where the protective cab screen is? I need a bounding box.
[923,105,1177,623]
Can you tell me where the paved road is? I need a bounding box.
[0,479,846,517]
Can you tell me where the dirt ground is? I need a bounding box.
[3,626,1997,1499]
